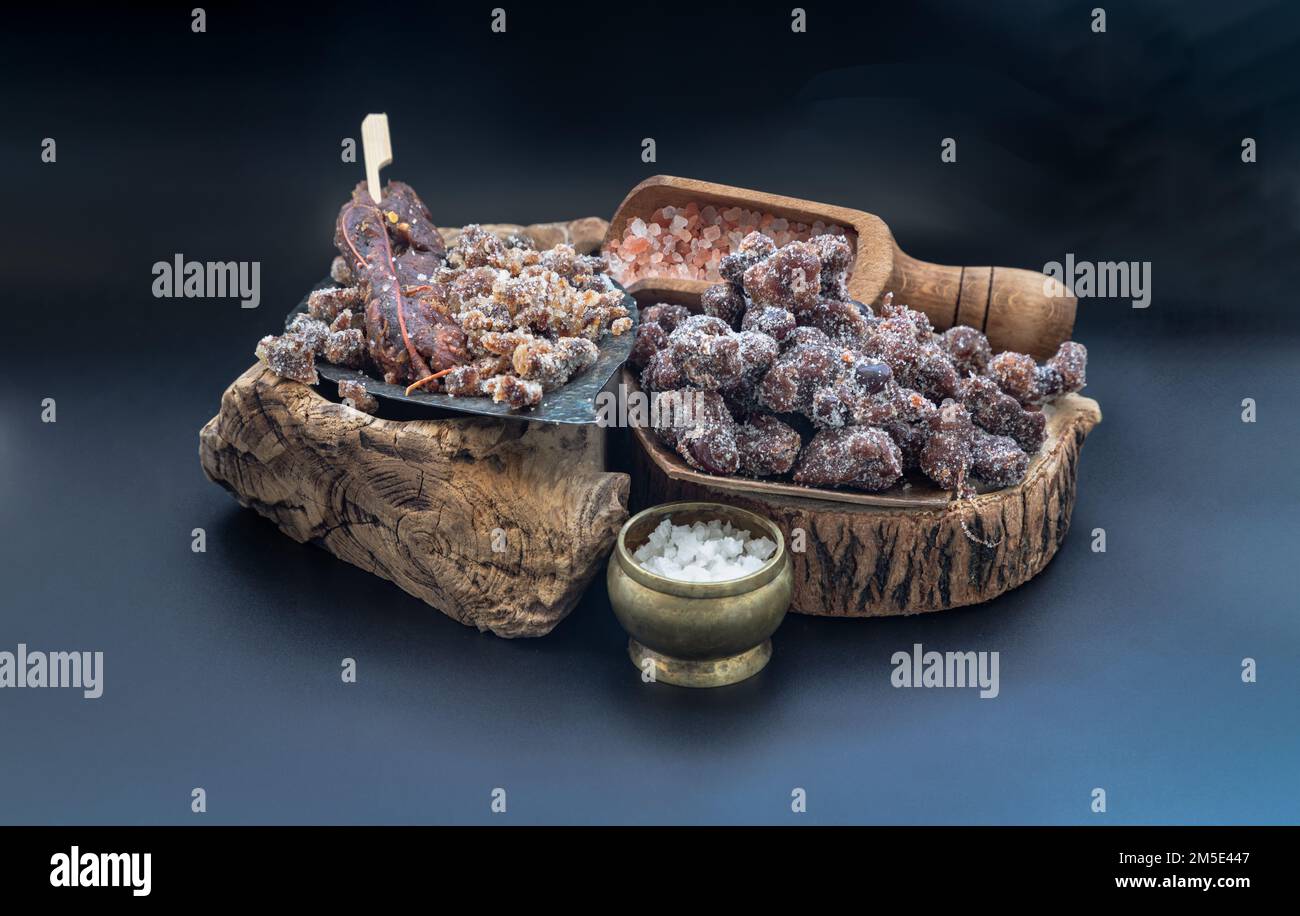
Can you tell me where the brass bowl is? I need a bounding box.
[607,501,793,688]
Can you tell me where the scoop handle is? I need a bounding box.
[886,248,1076,360]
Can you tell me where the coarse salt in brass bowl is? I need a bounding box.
[606,501,794,688]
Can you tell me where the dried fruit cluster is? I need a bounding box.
[632,232,1087,495]
[255,181,630,411]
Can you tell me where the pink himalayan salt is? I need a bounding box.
[605,203,853,285]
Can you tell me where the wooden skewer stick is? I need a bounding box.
[361,113,392,204]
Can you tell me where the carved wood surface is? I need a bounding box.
[631,393,1102,617]
[199,365,629,637]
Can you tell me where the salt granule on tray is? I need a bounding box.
[632,516,777,582]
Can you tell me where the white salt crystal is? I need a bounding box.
[633,516,778,582]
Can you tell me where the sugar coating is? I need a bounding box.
[632,516,777,582]
[256,334,318,386]
[628,237,1088,495]
[337,378,378,414]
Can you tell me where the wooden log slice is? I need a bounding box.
[199,365,629,637]
[630,385,1102,617]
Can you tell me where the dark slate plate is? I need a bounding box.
[286,278,638,424]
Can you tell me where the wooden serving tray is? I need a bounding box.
[626,368,1101,617]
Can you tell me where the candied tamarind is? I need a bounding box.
[735,414,802,476]
[307,286,364,324]
[701,282,747,328]
[719,230,777,287]
[1046,341,1087,393]
[286,314,330,355]
[808,234,853,299]
[329,309,359,332]
[641,348,685,392]
[449,224,507,270]
[884,420,928,472]
[640,303,691,333]
[971,429,1029,488]
[919,399,974,492]
[324,329,368,368]
[484,374,543,408]
[913,344,962,403]
[781,325,832,351]
[960,375,1046,453]
[740,304,796,341]
[672,330,744,390]
[667,390,740,474]
[799,299,872,348]
[865,321,923,388]
[793,426,903,491]
[256,334,318,386]
[337,379,378,415]
[757,335,841,413]
[941,326,992,376]
[987,351,1040,406]
[742,241,821,312]
[673,314,732,336]
[878,294,933,340]
[511,336,599,389]
[629,321,668,369]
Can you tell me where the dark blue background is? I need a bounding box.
[1,1,1297,824]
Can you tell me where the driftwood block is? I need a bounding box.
[632,394,1102,617]
[199,365,629,637]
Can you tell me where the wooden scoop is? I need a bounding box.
[607,175,1075,359]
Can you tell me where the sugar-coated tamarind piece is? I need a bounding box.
[640,303,692,334]
[987,351,1040,406]
[511,337,599,389]
[482,374,543,408]
[740,304,796,342]
[329,309,359,332]
[324,329,368,368]
[719,231,778,287]
[883,420,928,472]
[307,286,365,324]
[878,294,933,340]
[1046,341,1087,393]
[337,379,378,414]
[960,376,1046,453]
[735,414,802,477]
[629,321,668,369]
[674,314,732,336]
[742,241,822,312]
[671,330,745,391]
[799,299,873,348]
[781,326,832,351]
[913,343,962,403]
[668,390,740,475]
[256,334,319,386]
[941,326,992,376]
[971,428,1029,488]
[701,283,747,328]
[920,399,974,493]
[757,334,841,413]
[793,426,903,491]
[808,234,853,299]
[287,314,330,355]
[641,349,684,392]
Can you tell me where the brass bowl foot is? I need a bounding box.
[628,638,772,688]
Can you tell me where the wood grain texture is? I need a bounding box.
[631,391,1102,617]
[199,365,629,637]
[606,175,1076,359]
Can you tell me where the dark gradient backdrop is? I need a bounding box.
[1,1,1298,824]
